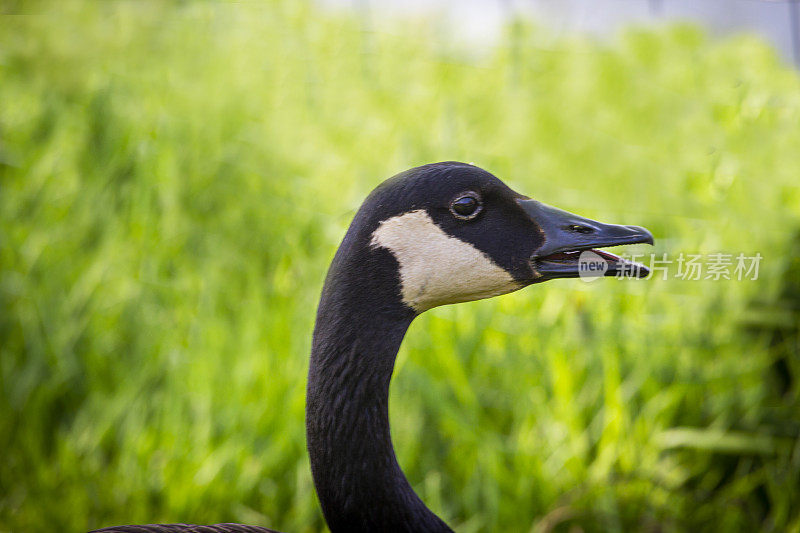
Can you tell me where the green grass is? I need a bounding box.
[1,1,800,531]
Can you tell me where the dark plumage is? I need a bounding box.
[91,162,653,533]
[92,525,276,533]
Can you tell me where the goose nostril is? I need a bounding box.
[567,224,594,234]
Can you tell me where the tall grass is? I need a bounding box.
[1,1,799,531]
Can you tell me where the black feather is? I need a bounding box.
[90,523,278,533]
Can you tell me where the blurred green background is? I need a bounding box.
[1,1,799,531]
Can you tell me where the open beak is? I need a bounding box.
[518,198,654,280]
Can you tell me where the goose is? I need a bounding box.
[93,161,653,533]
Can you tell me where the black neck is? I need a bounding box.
[306,240,453,533]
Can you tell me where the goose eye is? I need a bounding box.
[450,193,482,220]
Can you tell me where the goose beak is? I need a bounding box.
[517,198,654,280]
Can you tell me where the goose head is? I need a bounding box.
[359,161,653,313]
[309,161,655,532]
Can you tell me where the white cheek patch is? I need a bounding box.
[370,210,522,312]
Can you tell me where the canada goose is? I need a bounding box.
[93,162,653,533]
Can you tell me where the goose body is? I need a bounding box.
[93,162,653,533]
